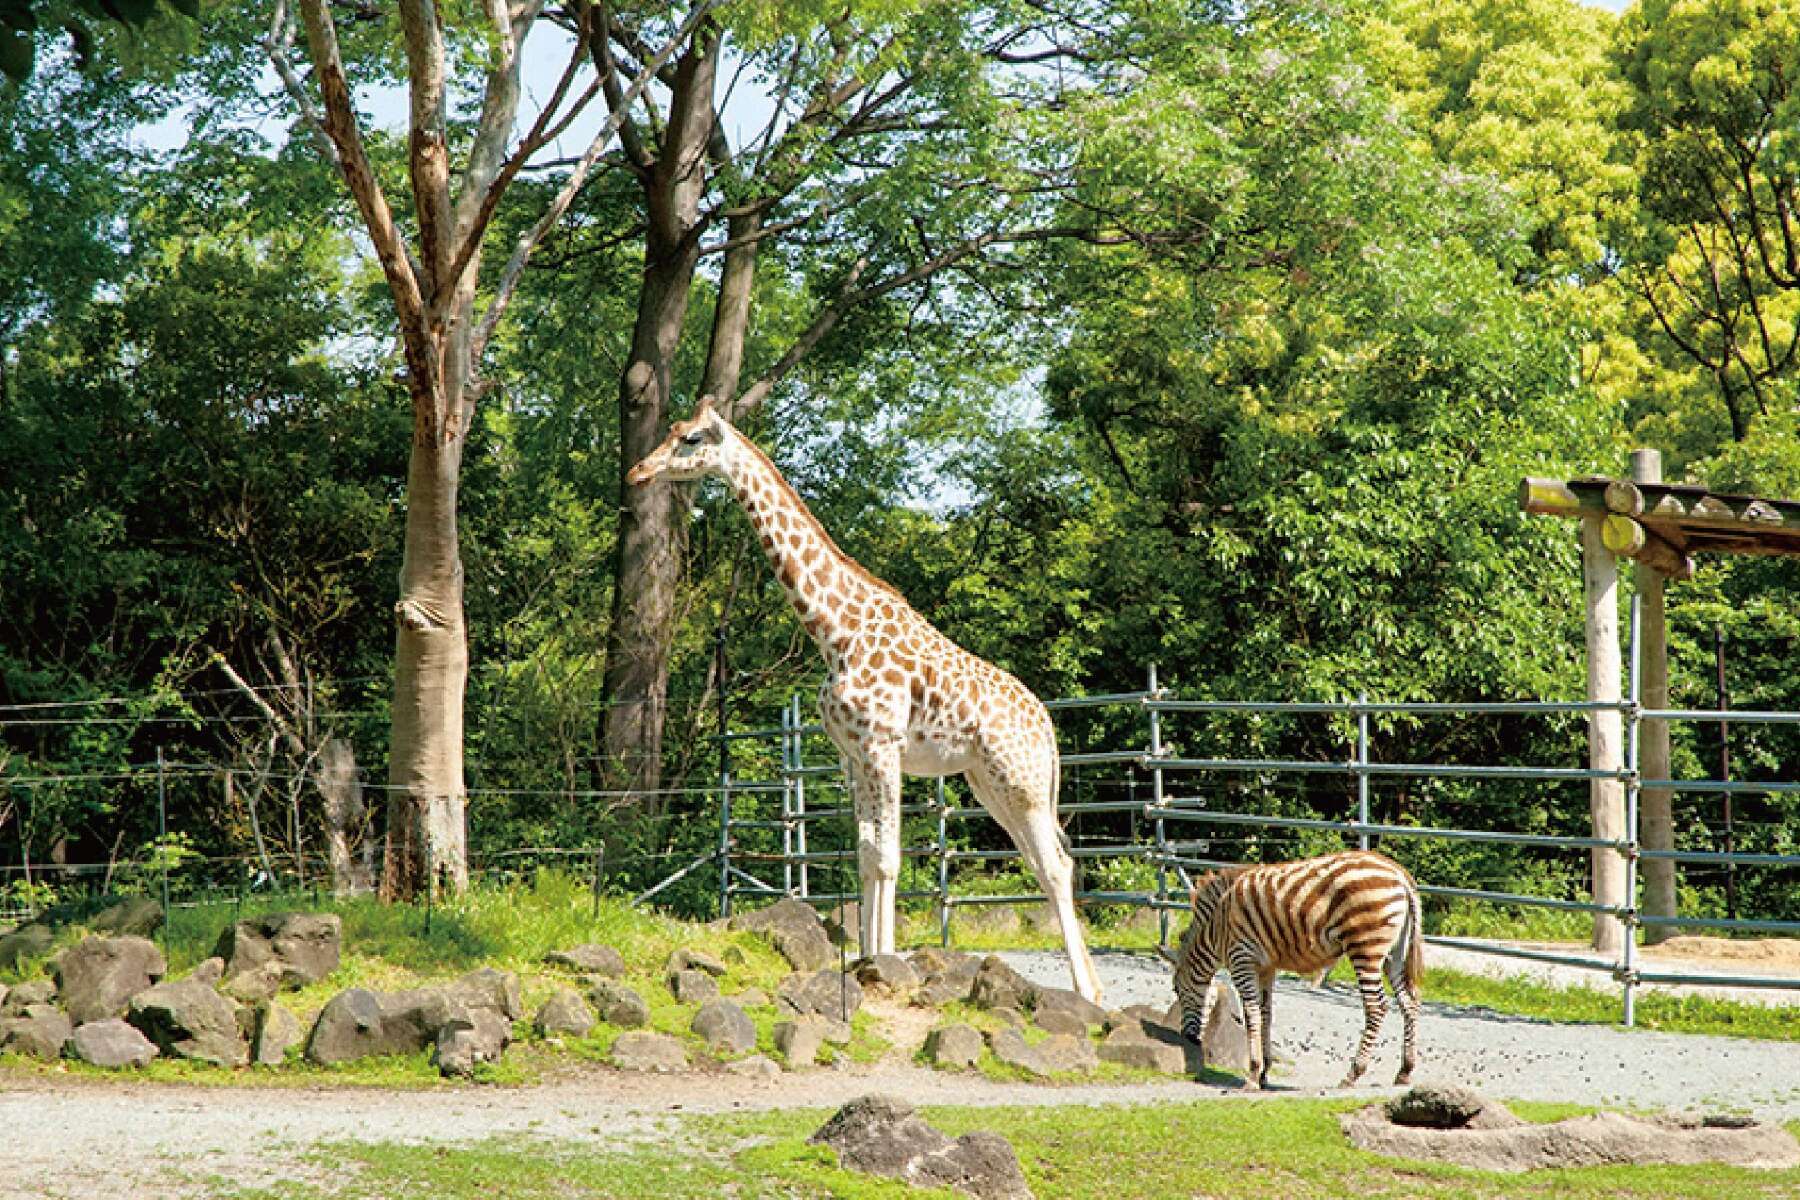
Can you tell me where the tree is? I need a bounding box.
[271,0,711,897]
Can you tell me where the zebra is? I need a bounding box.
[1170,849,1423,1090]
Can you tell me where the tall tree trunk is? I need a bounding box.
[599,33,719,799]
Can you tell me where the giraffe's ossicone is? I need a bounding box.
[627,398,1103,1002]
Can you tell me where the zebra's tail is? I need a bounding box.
[1404,876,1425,992]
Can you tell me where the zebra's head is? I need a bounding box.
[1171,872,1231,1046]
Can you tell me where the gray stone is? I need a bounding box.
[922,1024,983,1069]
[587,979,650,1028]
[1097,1026,1190,1074]
[1200,979,1251,1075]
[127,977,248,1067]
[610,1030,687,1072]
[667,948,729,978]
[544,943,625,977]
[1386,1084,1520,1130]
[908,948,978,977]
[85,896,165,938]
[773,1017,824,1067]
[252,1003,303,1066]
[1,977,57,1015]
[985,1027,1049,1077]
[1033,1033,1098,1073]
[446,967,524,1022]
[186,956,225,987]
[668,967,719,1004]
[988,1005,1026,1029]
[811,1094,1034,1200]
[221,962,286,1005]
[732,898,836,971]
[0,1005,72,1060]
[733,987,770,1009]
[69,1018,159,1069]
[534,988,595,1038]
[0,922,54,972]
[1033,985,1108,1030]
[305,988,391,1064]
[819,1015,853,1046]
[1032,1006,1088,1038]
[777,969,863,1019]
[215,912,341,993]
[854,954,919,993]
[969,956,1037,1012]
[433,1007,512,1078]
[691,999,756,1055]
[727,1053,781,1079]
[53,935,166,1025]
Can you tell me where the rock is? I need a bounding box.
[587,979,650,1028]
[667,948,728,978]
[922,1024,983,1069]
[534,988,595,1038]
[773,1017,824,1067]
[822,902,862,949]
[69,1018,159,1069]
[668,968,720,1004]
[1033,1032,1099,1073]
[733,987,770,1009]
[446,967,524,1022]
[434,1007,512,1078]
[986,1028,1050,1077]
[127,977,248,1067]
[252,1003,303,1066]
[0,1005,72,1060]
[908,948,978,978]
[1,977,56,1015]
[221,963,286,1005]
[610,1030,687,1072]
[0,922,54,972]
[819,1015,853,1046]
[854,954,919,994]
[914,975,976,1009]
[1386,1085,1522,1131]
[810,1094,1034,1200]
[732,898,836,971]
[988,1005,1027,1029]
[1200,980,1251,1075]
[969,956,1037,1012]
[777,969,863,1019]
[691,999,756,1055]
[1032,1007,1088,1038]
[186,957,225,987]
[84,896,165,938]
[1097,1025,1190,1073]
[305,988,390,1064]
[1033,986,1107,1030]
[53,936,166,1025]
[544,943,625,977]
[727,1053,781,1079]
[215,913,341,993]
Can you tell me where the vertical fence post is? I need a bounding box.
[716,629,733,921]
[936,776,951,948]
[155,746,171,931]
[591,845,604,919]
[1623,592,1643,1027]
[1715,625,1736,920]
[1356,692,1371,851]
[1148,664,1170,949]
[781,699,795,898]
[793,694,810,899]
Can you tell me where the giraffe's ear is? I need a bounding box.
[695,394,720,422]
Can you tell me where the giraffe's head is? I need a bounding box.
[625,397,732,486]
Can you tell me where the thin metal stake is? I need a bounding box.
[937,776,950,948]
[1356,692,1371,851]
[1149,665,1169,949]
[156,746,170,936]
[1623,592,1643,1028]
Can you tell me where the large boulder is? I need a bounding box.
[1,977,56,1014]
[543,944,625,977]
[922,1024,984,1070]
[1097,1025,1189,1074]
[854,954,919,994]
[811,1094,1034,1200]
[305,988,392,1064]
[445,967,523,1021]
[969,956,1038,1012]
[911,952,981,1008]
[777,969,863,1020]
[84,897,165,938]
[666,948,729,978]
[1033,1033,1098,1074]
[731,899,836,971]
[534,988,595,1038]
[434,1007,512,1078]
[691,999,756,1055]
[69,1018,159,1069]
[610,1030,688,1072]
[252,1003,303,1066]
[1033,986,1107,1030]
[1386,1085,1522,1131]
[773,1017,825,1067]
[127,977,248,1067]
[304,970,521,1067]
[0,1005,72,1060]
[668,968,720,1005]
[54,935,166,1024]
[214,912,341,999]
[587,979,650,1028]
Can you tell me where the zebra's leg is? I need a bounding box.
[1341,949,1388,1087]
[1386,942,1421,1085]
[1258,973,1275,1088]
[1230,954,1264,1090]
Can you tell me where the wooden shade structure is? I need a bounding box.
[1522,452,1800,955]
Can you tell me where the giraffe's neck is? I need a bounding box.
[720,429,896,659]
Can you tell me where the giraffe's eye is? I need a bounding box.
[681,430,705,446]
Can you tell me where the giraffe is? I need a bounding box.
[626,398,1104,1001]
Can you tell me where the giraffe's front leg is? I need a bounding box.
[845,738,904,957]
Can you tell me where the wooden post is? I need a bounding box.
[1633,450,1675,943]
[1581,516,1627,956]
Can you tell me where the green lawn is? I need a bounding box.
[195,1098,1800,1200]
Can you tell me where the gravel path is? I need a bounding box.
[3,948,1798,1198]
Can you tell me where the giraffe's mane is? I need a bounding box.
[730,425,913,607]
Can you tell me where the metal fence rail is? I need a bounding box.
[697,617,1800,1026]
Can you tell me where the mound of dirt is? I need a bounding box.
[1342,1088,1800,1173]
[1651,935,1800,972]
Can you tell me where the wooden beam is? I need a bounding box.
[1581,517,1627,958]
[1600,514,1696,580]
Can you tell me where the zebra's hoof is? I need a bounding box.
[1394,1069,1413,1086]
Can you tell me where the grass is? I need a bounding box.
[181,1098,1800,1200]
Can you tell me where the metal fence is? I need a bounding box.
[701,599,1800,1026]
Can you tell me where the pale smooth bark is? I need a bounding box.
[1582,517,1626,957]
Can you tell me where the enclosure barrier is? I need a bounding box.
[695,599,1800,1026]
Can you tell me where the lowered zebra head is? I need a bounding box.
[1171,871,1233,1047]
